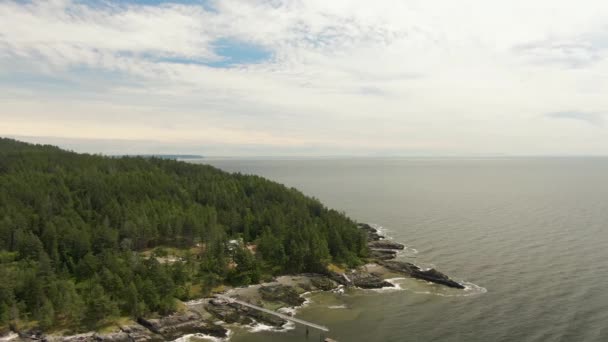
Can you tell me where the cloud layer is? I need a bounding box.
[1,0,608,155]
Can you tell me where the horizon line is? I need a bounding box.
[4,135,608,159]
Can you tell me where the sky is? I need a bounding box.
[1,0,608,156]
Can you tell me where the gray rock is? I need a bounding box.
[258,285,305,306]
[379,261,465,289]
[93,332,130,342]
[245,308,287,327]
[369,249,398,260]
[350,272,393,289]
[137,311,227,340]
[368,240,405,250]
[198,323,229,338]
[19,329,44,341]
[43,332,95,341]
[326,272,350,286]
[310,277,339,291]
[206,300,286,328]
[119,325,163,342]
[358,223,383,241]
[206,300,253,325]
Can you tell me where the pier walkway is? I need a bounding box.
[214,294,329,332]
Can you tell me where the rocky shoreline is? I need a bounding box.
[5,223,464,342]
[358,223,465,289]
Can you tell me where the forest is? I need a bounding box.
[0,138,367,332]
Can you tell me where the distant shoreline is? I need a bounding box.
[116,154,204,159]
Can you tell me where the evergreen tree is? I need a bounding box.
[37,299,55,330]
[84,283,118,326]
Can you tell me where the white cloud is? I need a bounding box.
[1,0,608,155]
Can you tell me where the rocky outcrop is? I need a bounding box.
[327,268,393,289]
[358,222,465,290]
[118,324,163,342]
[379,261,465,289]
[246,308,287,327]
[310,276,339,291]
[206,299,286,327]
[197,324,230,338]
[93,332,130,342]
[42,312,226,342]
[258,285,305,307]
[368,240,405,250]
[34,324,166,342]
[17,329,44,341]
[206,299,253,325]
[363,225,404,260]
[43,332,95,341]
[369,249,398,260]
[137,311,227,340]
[358,223,383,241]
[350,271,393,289]
[326,272,349,286]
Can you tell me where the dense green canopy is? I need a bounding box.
[0,138,366,332]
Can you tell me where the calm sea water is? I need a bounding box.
[193,158,608,342]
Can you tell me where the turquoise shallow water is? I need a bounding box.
[193,158,608,342]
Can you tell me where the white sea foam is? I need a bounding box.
[406,281,487,297]
[247,320,296,333]
[369,223,420,258]
[187,285,315,340]
[461,282,488,295]
[172,329,232,342]
[402,247,419,255]
[369,277,407,292]
[247,321,276,333]
[0,333,18,342]
[332,285,346,295]
[277,306,296,316]
[328,304,348,309]
[245,290,312,334]
[370,223,391,240]
[297,291,315,309]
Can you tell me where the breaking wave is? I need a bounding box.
[328,304,348,309]
[172,329,232,342]
[369,277,407,292]
[247,320,296,333]
[403,280,487,297]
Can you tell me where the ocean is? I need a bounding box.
[192,157,608,342]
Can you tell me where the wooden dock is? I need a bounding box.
[214,294,330,332]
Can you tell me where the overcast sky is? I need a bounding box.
[1,0,608,156]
